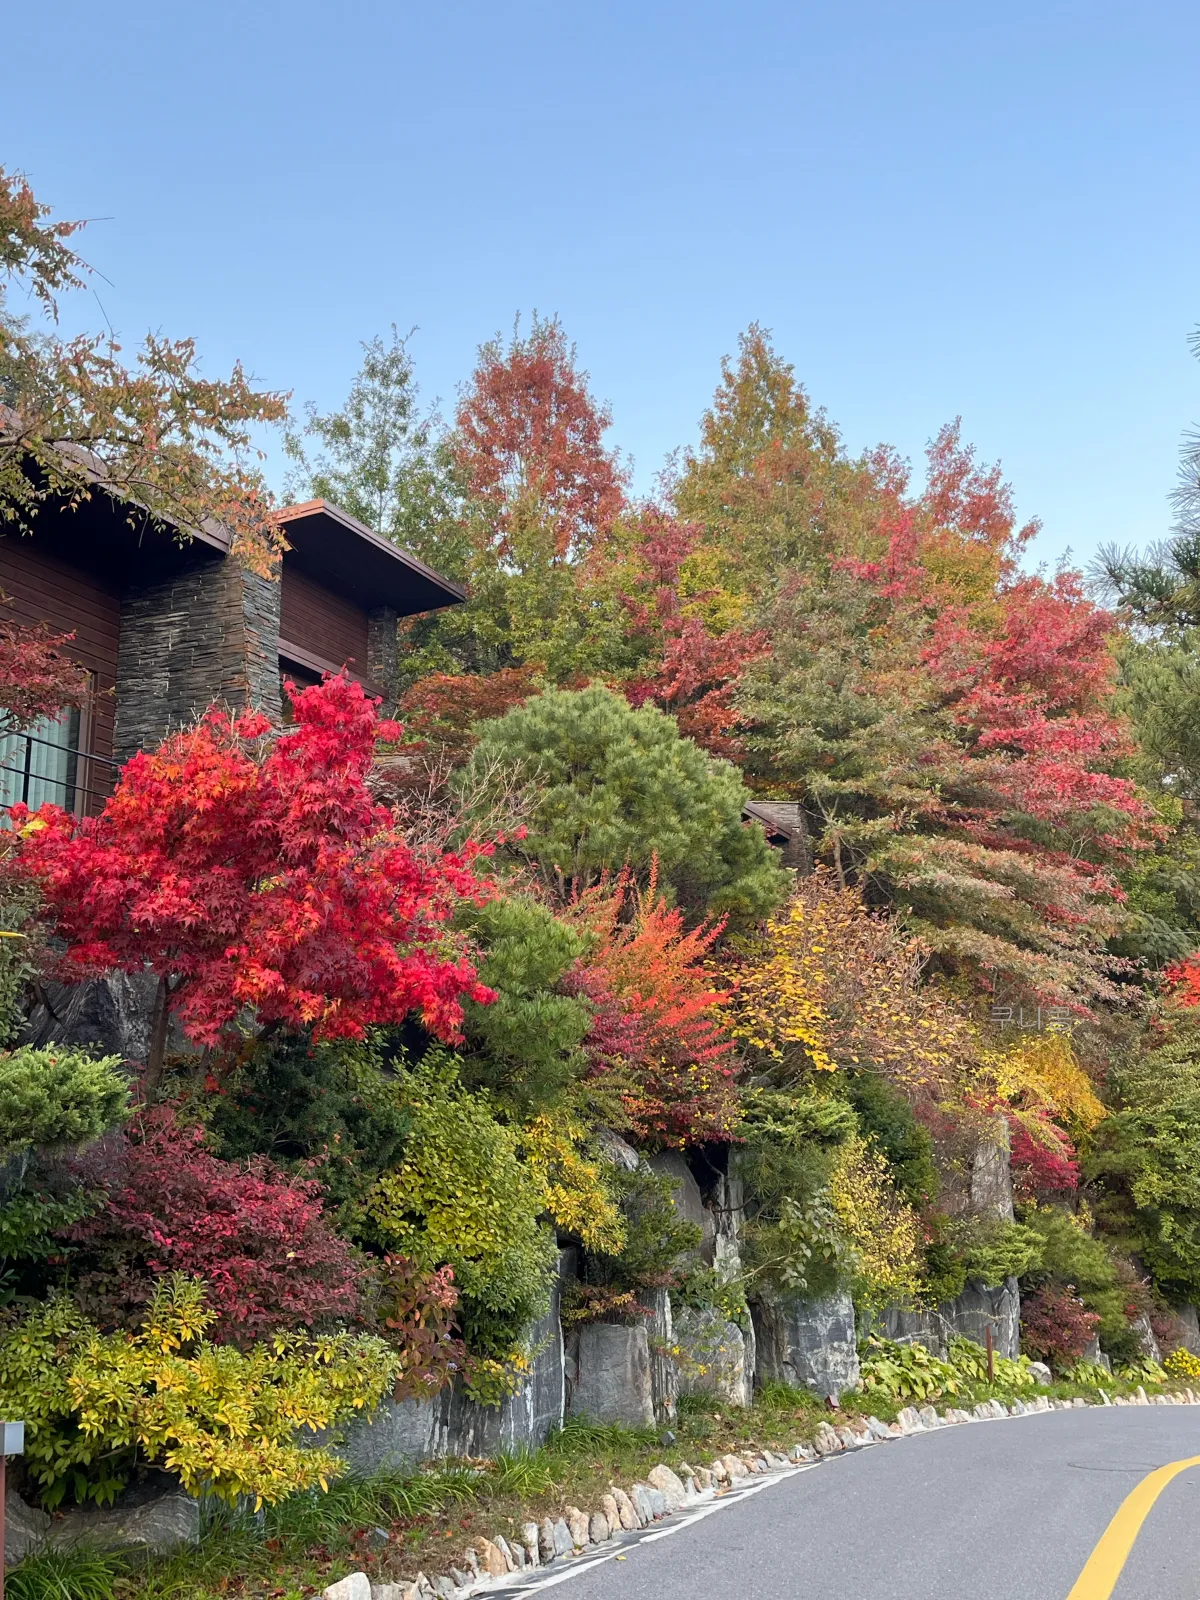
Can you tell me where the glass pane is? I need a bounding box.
[0,708,81,813]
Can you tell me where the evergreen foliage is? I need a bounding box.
[458,684,790,924]
[0,1047,128,1155]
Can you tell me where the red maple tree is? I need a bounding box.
[11,674,494,1091]
[0,599,91,730]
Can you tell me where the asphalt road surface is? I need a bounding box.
[507,1407,1200,1600]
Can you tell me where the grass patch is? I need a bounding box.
[9,1545,127,1600]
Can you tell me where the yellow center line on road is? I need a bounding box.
[1065,1454,1200,1599]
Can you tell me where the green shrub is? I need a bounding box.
[0,1047,128,1155]
[458,685,790,925]
[1060,1358,1113,1389]
[840,1071,938,1207]
[580,1162,702,1296]
[737,1087,855,1298]
[1019,1206,1139,1359]
[858,1337,961,1403]
[1087,1014,1200,1305]
[960,1218,1045,1285]
[202,1034,410,1232]
[369,1056,556,1363]
[456,895,591,1111]
[7,1542,124,1600]
[946,1335,1035,1389]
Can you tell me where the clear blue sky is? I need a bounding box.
[6,0,1199,570]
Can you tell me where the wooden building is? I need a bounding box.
[0,493,464,814]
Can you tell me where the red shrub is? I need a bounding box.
[1019,1284,1101,1366]
[376,1255,464,1401]
[1010,1118,1080,1201]
[65,1116,362,1345]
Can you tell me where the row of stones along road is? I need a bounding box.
[323,1386,1200,1600]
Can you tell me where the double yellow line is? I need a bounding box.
[1066,1454,1200,1598]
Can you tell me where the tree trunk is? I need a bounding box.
[143,974,172,1103]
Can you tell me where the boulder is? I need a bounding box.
[50,1481,199,1555]
[608,1487,637,1530]
[674,1304,754,1408]
[943,1278,1020,1361]
[1174,1303,1200,1356]
[475,1538,508,1577]
[1130,1313,1162,1363]
[881,1304,949,1358]
[644,1287,678,1423]
[565,1508,589,1548]
[520,1523,541,1565]
[5,1491,50,1565]
[969,1117,1015,1221]
[646,1464,686,1511]
[589,1512,609,1544]
[751,1290,860,1399]
[336,1250,570,1471]
[630,1484,654,1524]
[1027,1360,1053,1385]
[568,1322,654,1428]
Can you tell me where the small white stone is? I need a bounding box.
[325,1576,371,1600]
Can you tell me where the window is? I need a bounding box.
[0,705,84,813]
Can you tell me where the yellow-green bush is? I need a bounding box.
[370,1058,557,1365]
[0,1276,397,1509]
[1165,1346,1200,1382]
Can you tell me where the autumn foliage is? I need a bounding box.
[0,604,91,731]
[11,675,494,1075]
[65,1115,362,1345]
[564,867,739,1145]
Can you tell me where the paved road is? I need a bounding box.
[516,1408,1200,1600]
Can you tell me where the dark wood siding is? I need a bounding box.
[279,565,371,681]
[0,535,120,779]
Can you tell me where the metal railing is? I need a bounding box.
[0,724,120,815]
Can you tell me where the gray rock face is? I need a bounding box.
[1130,1313,1162,1363]
[1027,1360,1053,1385]
[710,1161,745,1278]
[337,1251,568,1472]
[647,1152,710,1254]
[969,1117,1015,1222]
[1174,1303,1200,1356]
[5,1492,50,1565]
[21,970,162,1063]
[751,1290,860,1399]
[882,1304,949,1358]
[675,1304,754,1408]
[324,1577,371,1600]
[50,1482,200,1555]
[568,1322,655,1427]
[594,1127,639,1171]
[645,1286,678,1423]
[946,1278,1020,1360]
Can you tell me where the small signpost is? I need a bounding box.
[0,1422,26,1600]
[985,1324,996,1385]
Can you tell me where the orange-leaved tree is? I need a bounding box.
[563,865,738,1147]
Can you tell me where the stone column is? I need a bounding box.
[114,560,282,762]
[366,605,402,714]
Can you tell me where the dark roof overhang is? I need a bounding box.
[273,500,466,617]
